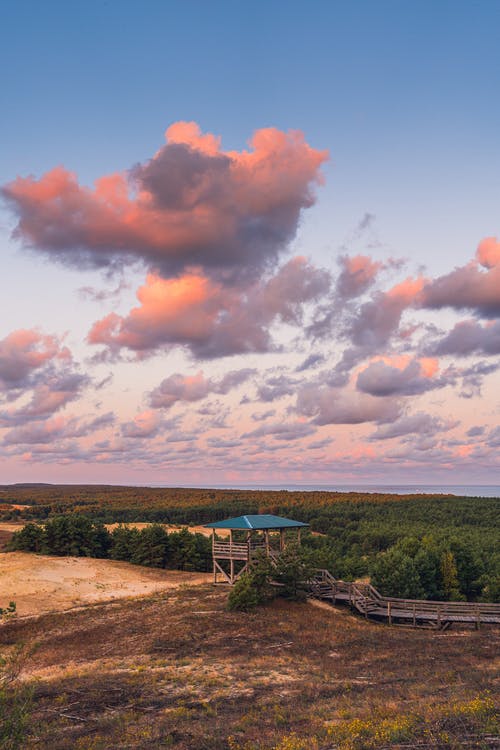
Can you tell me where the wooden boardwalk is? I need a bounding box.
[307,569,500,629]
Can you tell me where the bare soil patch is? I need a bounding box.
[0,551,211,616]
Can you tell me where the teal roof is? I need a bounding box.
[204,514,309,530]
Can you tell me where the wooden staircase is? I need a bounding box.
[306,570,500,630]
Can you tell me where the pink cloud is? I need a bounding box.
[476,236,500,269]
[370,412,457,441]
[0,329,70,389]
[88,272,229,355]
[335,254,383,298]
[242,420,316,441]
[88,257,330,359]
[356,356,446,397]
[432,318,500,356]
[3,122,327,281]
[3,412,114,445]
[327,275,426,381]
[420,240,500,317]
[149,368,255,409]
[121,410,163,438]
[296,385,401,425]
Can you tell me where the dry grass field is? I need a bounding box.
[0,582,498,749]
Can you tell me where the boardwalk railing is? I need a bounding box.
[308,569,500,629]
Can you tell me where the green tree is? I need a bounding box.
[227,554,274,611]
[8,524,45,553]
[414,543,443,600]
[440,551,464,601]
[168,528,211,571]
[371,549,424,599]
[478,573,500,603]
[43,516,111,557]
[273,544,315,600]
[131,525,170,568]
[448,538,485,600]
[110,525,141,561]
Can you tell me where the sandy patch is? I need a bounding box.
[0,551,211,617]
[0,521,27,533]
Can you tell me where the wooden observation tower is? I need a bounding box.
[204,514,309,584]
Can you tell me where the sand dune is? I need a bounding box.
[0,552,212,617]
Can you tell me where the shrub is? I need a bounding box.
[8,523,45,553]
[227,554,274,611]
[0,650,33,750]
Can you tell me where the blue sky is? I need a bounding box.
[0,1,499,484]
[2,0,499,266]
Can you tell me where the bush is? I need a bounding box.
[228,548,314,610]
[227,554,274,611]
[8,523,45,553]
[0,603,16,618]
[0,650,33,750]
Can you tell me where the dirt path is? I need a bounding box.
[0,552,212,616]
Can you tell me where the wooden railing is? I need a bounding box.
[212,540,274,560]
[308,570,500,629]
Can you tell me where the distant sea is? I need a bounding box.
[153,484,500,498]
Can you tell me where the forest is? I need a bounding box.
[2,484,499,602]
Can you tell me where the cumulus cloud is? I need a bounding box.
[251,409,276,421]
[296,353,325,372]
[3,122,327,282]
[335,253,383,299]
[487,426,500,447]
[88,257,330,359]
[356,356,447,397]
[257,374,299,402]
[466,425,485,438]
[149,368,255,409]
[476,236,500,269]
[346,277,425,350]
[3,412,114,445]
[242,420,316,441]
[420,237,500,318]
[0,329,89,427]
[296,385,400,425]
[326,276,426,380]
[431,319,500,356]
[0,372,89,424]
[369,412,456,440]
[458,361,499,399]
[121,410,163,438]
[0,329,70,391]
[78,279,129,303]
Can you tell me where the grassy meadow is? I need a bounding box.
[0,584,498,749]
